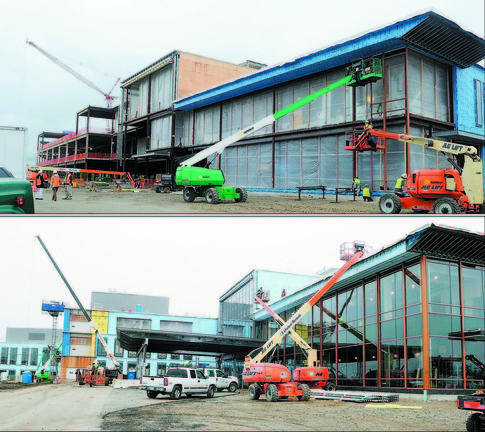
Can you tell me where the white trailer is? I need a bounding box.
[0,126,28,180]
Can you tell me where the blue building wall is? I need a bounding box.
[0,341,50,380]
[454,64,485,135]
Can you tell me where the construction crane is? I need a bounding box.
[34,235,122,376]
[26,40,120,107]
[175,58,383,204]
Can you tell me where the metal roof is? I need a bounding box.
[116,327,266,356]
[173,11,485,112]
[254,224,485,321]
[77,105,118,120]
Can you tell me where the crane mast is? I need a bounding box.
[35,235,121,371]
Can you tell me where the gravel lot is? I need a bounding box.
[102,388,468,431]
[0,382,470,431]
[32,186,399,214]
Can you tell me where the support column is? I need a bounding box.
[420,255,430,390]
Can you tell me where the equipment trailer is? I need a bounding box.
[243,241,365,402]
[176,58,382,204]
[457,391,485,432]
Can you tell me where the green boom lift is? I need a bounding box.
[35,343,62,383]
[175,57,382,204]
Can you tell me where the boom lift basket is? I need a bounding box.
[345,129,385,152]
[346,58,383,87]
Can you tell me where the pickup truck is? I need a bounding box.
[201,368,239,392]
[0,167,35,214]
[140,367,217,400]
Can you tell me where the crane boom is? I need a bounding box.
[245,244,364,369]
[35,235,121,371]
[26,40,119,105]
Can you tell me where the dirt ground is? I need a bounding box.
[101,389,469,432]
[0,381,47,390]
[33,186,410,215]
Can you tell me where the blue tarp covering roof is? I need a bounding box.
[174,11,485,112]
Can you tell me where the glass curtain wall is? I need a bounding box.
[150,116,171,149]
[151,67,172,112]
[256,258,483,390]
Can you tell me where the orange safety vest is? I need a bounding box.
[36,174,43,186]
[66,173,72,185]
[52,175,60,187]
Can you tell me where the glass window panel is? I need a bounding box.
[430,337,462,388]
[406,314,422,337]
[9,348,17,365]
[365,281,377,317]
[405,264,421,306]
[464,308,485,318]
[380,271,403,314]
[21,348,29,365]
[309,75,326,128]
[364,344,378,387]
[30,348,38,366]
[464,317,485,333]
[406,337,424,387]
[465,341,485,389]
[427,261,460,305]
[380,339,405,385]
[276,84,293,131]
[429,313,461,337]
[365,324,378,343]
[381,318,404,341]
[407,305,421,315]
[1,348,8,365]
[462,266,485,309]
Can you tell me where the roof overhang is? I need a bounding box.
[121,55,174,88]
[433,130,485,147]
[254,224,484,321]
[173,11,484,112]
[117,327,266,356]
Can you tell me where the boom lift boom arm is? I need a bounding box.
[35,235,121,372]
[245,244,364,370]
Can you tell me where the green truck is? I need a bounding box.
[0,167,35,214]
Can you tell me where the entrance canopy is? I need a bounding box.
[117,328,266,358]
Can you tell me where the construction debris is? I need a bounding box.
[365,404,422,409]
[311,390,399,403]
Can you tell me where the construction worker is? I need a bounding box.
[363,185,373,202]
[364,120,372,131]
[35,170,45,200]
[63,171,73,200]
[50,171,60,201]
[394,174,407,194]
[352,176,361,196]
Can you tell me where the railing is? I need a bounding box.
[39,127,113,150]
[38,153,116,166]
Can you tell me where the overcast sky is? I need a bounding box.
[0,216,483,341]
[0,0,484,163]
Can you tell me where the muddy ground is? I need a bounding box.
[33,186,404,214]
[101,389,468,431]
[0,381,46,391]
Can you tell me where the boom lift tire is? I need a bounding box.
[466,413,485,432]
[164,187,171,193]
[147,391,158,399]
[155,187,161,193]
[205,188,220,204]
[183,187,196,202]
[379,194,402,214]
[228,382,238,392]
[248,383,261,400]
[297,383,311,401]
[235,187,248,203]
[432,197,461,214]
[265,384,279,402]
[207,385,215,398]
[325,382,337,391]
[105,378,109,386]
[170,386,182,400]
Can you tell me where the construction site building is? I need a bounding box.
[0,328,62,381]
[36,106,119,177]
[117,51,264,177]
[168,10,485,192]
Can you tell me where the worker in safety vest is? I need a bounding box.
[50,171,60,201]
[394,174,407,194]
[63,171,73,200]
[363,185,373,202]
[352,176,361,196]
[35,170,45,200]
[364,120,372,130]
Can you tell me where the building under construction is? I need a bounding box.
[116,10,485,191]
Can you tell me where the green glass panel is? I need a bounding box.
[406,314,422,337]
[429,313,461,337]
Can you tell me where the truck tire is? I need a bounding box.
[78,381,85,386]
[466,413,485,432]
[265,384,279,402]
[297,383,311,401]
[432,197,461,214]
[164,187,171,193]
[379,194,402,214]
[147,391,158,399]
[228,382,238,393]
[155,186,161,193]
[105,378,109,386]
[207,385,215,398]
[183,187,196,202]
[205,188,220,204]
[170,386,182,400]
[325,382,337,391]
[248,383,261,400]
[235,187,248,203]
